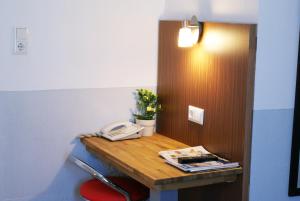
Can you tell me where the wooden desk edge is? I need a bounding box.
[82,136,243,190]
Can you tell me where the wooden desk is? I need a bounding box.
[81,134,242,193]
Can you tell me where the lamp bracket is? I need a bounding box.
[190,15,199,27]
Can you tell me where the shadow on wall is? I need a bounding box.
[0,88,141,201]
[29,139,120,201]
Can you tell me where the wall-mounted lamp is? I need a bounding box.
[178,16,202,48]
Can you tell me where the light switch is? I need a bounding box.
[188,105,204,125]
[14,27,28,54]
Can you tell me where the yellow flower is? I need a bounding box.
[147,106,155,112]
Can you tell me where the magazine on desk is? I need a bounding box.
[159,146,239,172]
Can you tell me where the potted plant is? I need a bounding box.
[134,88,161,136]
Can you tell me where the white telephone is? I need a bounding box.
[97,121,144,141]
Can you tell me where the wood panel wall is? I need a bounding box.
[157,21,257,201]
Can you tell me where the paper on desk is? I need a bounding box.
[159,146,239,172]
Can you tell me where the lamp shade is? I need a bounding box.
[191,28,199,45]
[178,16,201,48]
[178,27,193,48]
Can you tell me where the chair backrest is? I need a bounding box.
[69,155,131,201]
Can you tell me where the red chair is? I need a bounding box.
[69,156,149,201]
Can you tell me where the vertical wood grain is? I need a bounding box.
[157,21,257,201]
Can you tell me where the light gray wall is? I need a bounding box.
[249,0,300,200]
[250,109,299,201]
[0,87,154,201]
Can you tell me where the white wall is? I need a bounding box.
[0,0,164,91]
[254,0,300,110]
[162,0,257,23]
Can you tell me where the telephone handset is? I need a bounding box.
[98,121,144,141]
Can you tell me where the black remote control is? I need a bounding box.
[177,154,218,164]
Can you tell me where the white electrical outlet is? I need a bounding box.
[14,27,28,55]
[188,105,204,125]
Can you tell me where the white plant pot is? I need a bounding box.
[136,119,156,136]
